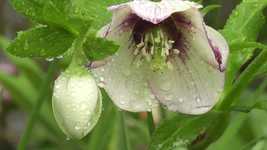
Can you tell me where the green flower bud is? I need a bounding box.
[52,67,102,139]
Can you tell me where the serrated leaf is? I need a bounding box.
[222,0,267,88]
[68,0,127,29]
[8,26,75,58]
[223,0,267,43]
[83,31,119,61]
[149,113,225,150]
[10,0,91,35]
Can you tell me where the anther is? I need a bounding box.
[173,49,180,55]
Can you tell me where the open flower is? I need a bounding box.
[91,0,229,115]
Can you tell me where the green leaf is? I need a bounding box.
[87,94,119,150]
[68,0,127,29]
[254,100,267,112]
[223,0,267,43]
[257,62,267,77]
[0,36,45,88]
[201,5,221,16]
[230,41,267,51]
[83,31,119,60]
[10,0,91,35]
[149,113,225,150]
[7,26,75,58]
[222,0,267,89]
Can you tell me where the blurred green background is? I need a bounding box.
[0,0,267,150]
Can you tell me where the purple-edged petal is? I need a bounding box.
[109,0,202,24]
[174,8,228,72]
[205,26,229,71]
[146,8,228,115]
[149,50,225,115]
[100,4,134,43]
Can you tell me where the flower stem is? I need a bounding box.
[218,50,267,111]
[118,111,131,150]
[147,112,155,136]
[18,64,56,150]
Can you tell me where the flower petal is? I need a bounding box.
[92,45,156,112]
[100,4,133,43]
[174,8,228,71]
[109,0,202,24]
[147,9,227,115]
[205,26,229,71]
[149,51,225,115]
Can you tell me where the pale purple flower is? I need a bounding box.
[91,0,229,115]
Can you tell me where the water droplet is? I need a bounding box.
[46,58,54,62]
[178,98,184,103]
[100,77,105,82]
[160,82,171,91]
[97,82,105,88]
[75,126,81,130]
[119,100,126,105]
[150,94,156,100]
[56,55,64,59]
[196,97,201,103]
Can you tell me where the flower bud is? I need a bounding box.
[52,68,102,139]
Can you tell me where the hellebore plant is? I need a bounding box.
[91,0,229,115]
[5,0,267,148]
[44,0,229,140]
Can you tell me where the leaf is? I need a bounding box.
[201,5,221,16]
[83,31,119,61]
[87,92,119,150]
[223,0,267,43]
[7,26,75,58]
[222,0,267,89]
[0,36,44,88]
[68,0,127,29]
[230,41,267,51]
[253,100,267,112]
[149,112,226,150]
[10,0,91,35]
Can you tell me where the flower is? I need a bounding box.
[91,0,229,115]
[52,66,102,139]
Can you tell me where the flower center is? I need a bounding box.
[133,28,181,71]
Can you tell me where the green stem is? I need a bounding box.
[18,65,56,150]
[119,111,130,150]
[218,51,267,110]
[147,112,155,136]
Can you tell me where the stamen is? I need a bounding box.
[132,27,180,71]
[173,49,180,55]
[137,42,144,48]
